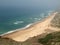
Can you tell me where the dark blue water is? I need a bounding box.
[0,7,54,34]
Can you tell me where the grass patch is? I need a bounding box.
[38,32,60,45]
[38,34,53,44]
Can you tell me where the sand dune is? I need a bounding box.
[1,12,58,42]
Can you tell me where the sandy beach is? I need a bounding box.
[1,12,58,42]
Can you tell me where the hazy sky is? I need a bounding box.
[0,0,60,9]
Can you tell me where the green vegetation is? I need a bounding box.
[1,31,60,45]
[38,34,53,44]
[38,32,60,45]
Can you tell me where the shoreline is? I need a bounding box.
[0,12,56,36]
[0,23,33,36]
[0,12,58,42]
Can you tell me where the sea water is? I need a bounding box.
[0,7,54,34]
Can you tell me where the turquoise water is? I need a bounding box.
[0,7,54,34]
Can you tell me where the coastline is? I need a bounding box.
[0,12,56,36]
[0,13,52,36]
[0,23,33,36]
[0,12,58,42]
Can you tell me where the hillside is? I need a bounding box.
[23,31,60,45]
[0,31,60,45]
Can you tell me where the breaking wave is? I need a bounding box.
[1,23,33,36]
[13,21,24,24]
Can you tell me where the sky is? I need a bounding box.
[0,0,60,9]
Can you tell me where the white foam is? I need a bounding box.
[47,10,54,16]
[25,23,32,28]
[1,23,33,36]
[34,18,38,20]
[14,21,24,24]
[47,10,53,13]
[38,18,41,20]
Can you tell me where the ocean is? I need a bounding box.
[0,7,54,34]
